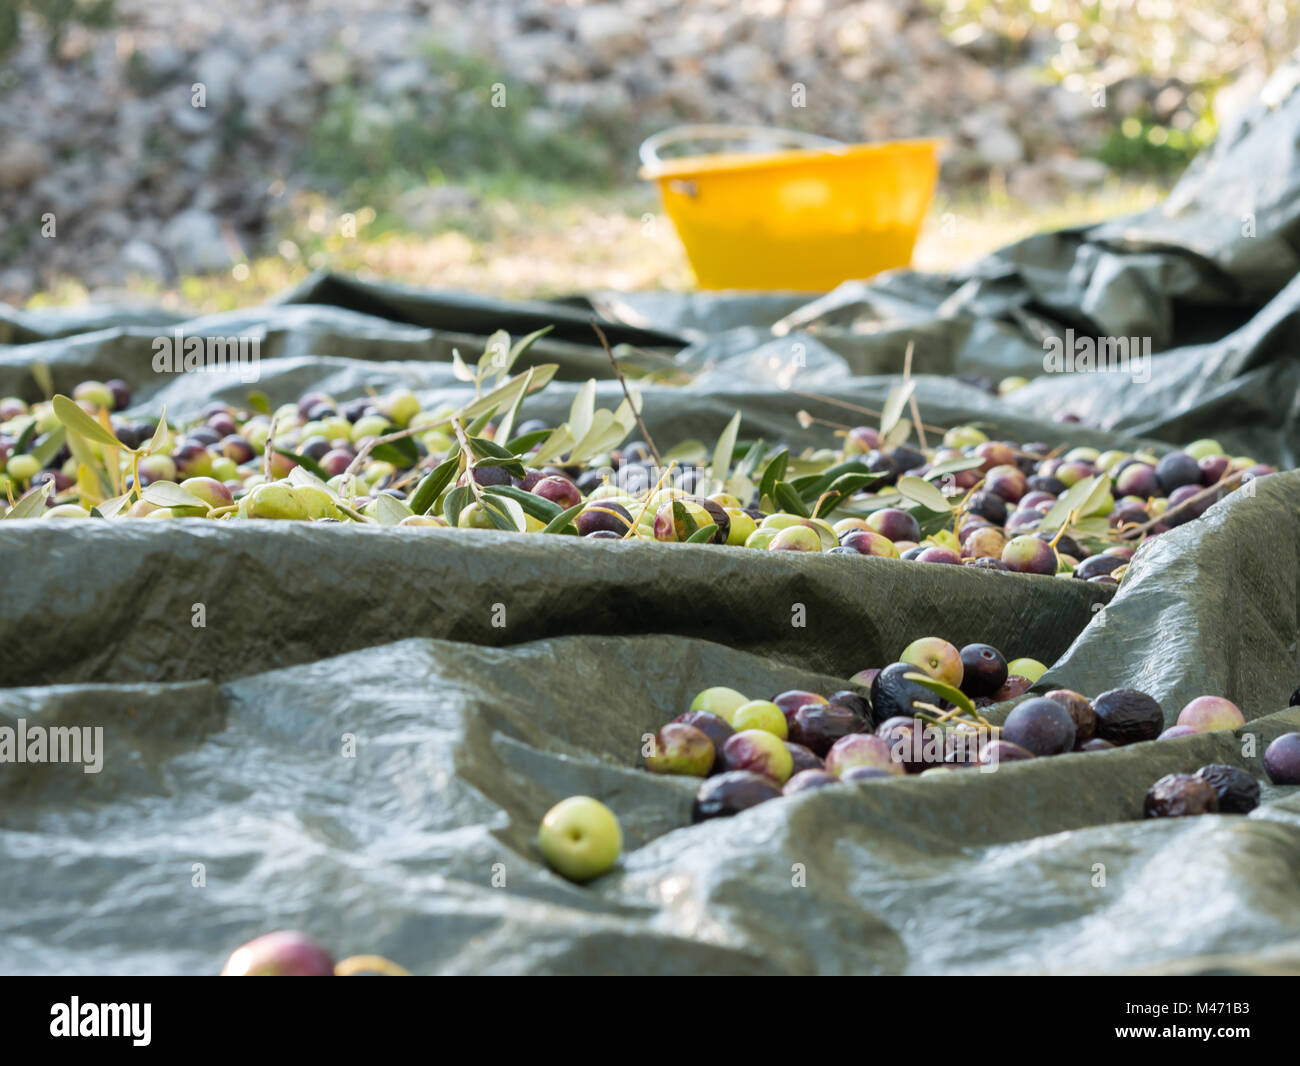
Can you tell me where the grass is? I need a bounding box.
[22,174,1169,314]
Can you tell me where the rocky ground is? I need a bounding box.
[0,0,1240,303]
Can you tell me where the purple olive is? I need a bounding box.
[221,931,335,976]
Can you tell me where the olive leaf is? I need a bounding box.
[708,411,742,491]
[460,363,558,421]
[30,425,66,468]
[14,419,36,454]
[1071,516,1112,538]
[896,475,952,513]
[662,439,707,463]
[773,481,810,518]
[903,672,978,719]
[735,438,767,479]
[144,408,169,456]
[31,361,53,400]
[274,446,328,481]
[95,492,132,519]
[493,365,535,445]
[541,501,584,535]
[142,481,209,511]
[880,380,915,440]
[64,427,115,499]
[247,391,271,415]
[530,425,574,466]
[450,348,477,383]
[508,324,554,368]
[1039,475,1103,532]
[52,394,123,450]
[505,428,552,455]
[464,410,495,437]
[882,418,913,450]
[483,484,561,522]
[568,378,597,444]
[671,499,699,539]
[468,435,521,463]
[370,493,412,526]
[442,484,473,527]
[480,493,526,533]
[4,482,52,519]
[758,448,788,506]
[924,456,985,480]
[813,472,880,516]
[408,451,460,516]
[286,465,344,503]
[478,329,512,380]
[569,409,625,465]
[686,523,718,544]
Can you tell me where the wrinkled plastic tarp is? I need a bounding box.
[4,69,1300,977]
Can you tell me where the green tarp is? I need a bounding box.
[3,66,1300,977]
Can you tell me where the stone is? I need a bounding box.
[0,139,51,190]
[119,239,171,280]
[573,6,644,59]
[160,208,232,275]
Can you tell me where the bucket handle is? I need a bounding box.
[639,124,845,173]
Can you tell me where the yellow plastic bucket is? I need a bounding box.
[640,125,941,291]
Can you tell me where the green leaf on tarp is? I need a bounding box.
[1040,475,1103,531]
[31,362,54,400]
[671,499,699,539]
[925,456,985,480]
[409,452,460,516]
[64,429,115,499]
[530,425,574,466]
[464,410,495,437]
[371,493,412,526]
[507,325,554,371]
[144,408,169,456]
[897,475,952,513]
[758,448,788,506]
[478,329,512,380]
[30,425,67,469]
[442,484,472,527]
[709,411,742,489]
[484,484,561,522]
[94,492,131,519]
[460,364,559,421]
[904,672,977,718]
[142,481,209,511]
[494,365,535,445]
[686,523,718,544]
[3,482,51,519]
[880,380,915,440]
[506,428,552,455]
[882,418,913,450]
[52,394,122,450]
[274,447,328,481]
[14,420,36,455]
[735,438,767,479]
[773,481,809,518]
[568,379,597,445]
[570,409,626,465]
[450,348,477,383]
[481,493,525,532]
[541,501,584,535]
[247,390,271,415]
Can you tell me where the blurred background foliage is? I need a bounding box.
[932,0,1299,171]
